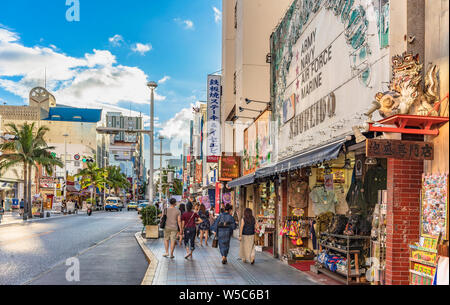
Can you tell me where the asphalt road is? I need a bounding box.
[0,210,148,285]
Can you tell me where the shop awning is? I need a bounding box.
[66,185,79,193]
[256,138,346,178]
[227,173,255,188]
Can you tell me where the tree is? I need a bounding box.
[0,123,63,218]
[105,166,130,197]
[75,161,107,206]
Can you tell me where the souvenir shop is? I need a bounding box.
[271,138,388,284]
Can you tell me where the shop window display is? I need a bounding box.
[309,155,388,285]
[255,182,276,252]
[408,174,449,285]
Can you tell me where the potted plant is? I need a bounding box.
[141,205,159,239]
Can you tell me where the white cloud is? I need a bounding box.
[131,43,152,55]
[174,18,195,30]
[213,7,222,23]
[0,26,166,123]
[108,34,124,47]
[158,76,171,84]
[158,103,202,157]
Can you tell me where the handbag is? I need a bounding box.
[160,208,167,229]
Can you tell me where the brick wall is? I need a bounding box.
[385,159,423,285]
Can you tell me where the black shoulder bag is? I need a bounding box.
[160,207,167,229]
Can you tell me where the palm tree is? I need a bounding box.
[106,166,131,198]
[75,161,107,207]
[0,122,63,218]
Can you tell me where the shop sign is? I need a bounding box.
[207,156,220,163]
[272,0,390,160]
[219,156,240,181]
[206,74,222,160]
[366,139,434,160]
[243,110,272,176]
[40,177,58,189]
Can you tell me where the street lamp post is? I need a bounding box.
[63,134,69,199]
[147,81,158,204]
[158,136,164,203]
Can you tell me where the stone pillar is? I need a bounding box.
[385,159,423,285]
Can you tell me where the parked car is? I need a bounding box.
[105,197,123,212]
[137,202,149,214]
[127,202,138,211]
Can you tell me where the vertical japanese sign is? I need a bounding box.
[207,75,222,162]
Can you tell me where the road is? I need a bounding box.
[0,210,148,285]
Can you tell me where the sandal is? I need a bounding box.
[163,254,169,258]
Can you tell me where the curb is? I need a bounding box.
[134,232,159,285]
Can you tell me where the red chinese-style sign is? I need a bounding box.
[219,156,240,181]
[366,139,434,160]
[207,156,220,163]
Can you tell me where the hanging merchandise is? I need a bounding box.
[363,162,387,212]
[310,185,337,216]
[289,180,309,208]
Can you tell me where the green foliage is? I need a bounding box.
[106,165,131,195]
[141,205,159,226]
[0,122,63,217]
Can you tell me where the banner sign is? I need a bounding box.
[195,160,203,184]
[366,139,434,160]
[207,75,222,160]
[219,156,241,181]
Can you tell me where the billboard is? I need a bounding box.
[271,0,390,160]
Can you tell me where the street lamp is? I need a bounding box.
[158,135,164,203]
[63,134,69,199]
[147,81,158,204]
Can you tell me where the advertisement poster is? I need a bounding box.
[243,123,257,175]
[421,174,448,239]
[256,111,271,168]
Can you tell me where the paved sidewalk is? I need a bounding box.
[143,237,319,285]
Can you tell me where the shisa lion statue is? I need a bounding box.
[365,52,439,122]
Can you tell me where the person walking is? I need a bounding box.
[162,198,182,259]
[211,204,237,264]
[239,208,257,264]
[177,203,186,246]
[198,204,210,246]
[181,202,203,259]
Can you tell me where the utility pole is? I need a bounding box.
[159,136,164,203]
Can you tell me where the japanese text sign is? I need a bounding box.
[366,139,434,160]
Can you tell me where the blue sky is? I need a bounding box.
[0,0,222,162]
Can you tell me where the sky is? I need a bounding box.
[0,0,222,166]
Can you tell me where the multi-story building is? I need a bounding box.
[105,112,144,196]
[0,87,104,210]
[221,0,293,156]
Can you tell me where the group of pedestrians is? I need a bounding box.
[160,198,257,265]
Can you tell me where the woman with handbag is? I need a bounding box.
[181,202,203,259]
[211,204,237,264]
[239,208,257,264]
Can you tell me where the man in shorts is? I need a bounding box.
[163,198,181,259]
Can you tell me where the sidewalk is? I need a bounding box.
[141,236,325,285]
[0,210,87,227]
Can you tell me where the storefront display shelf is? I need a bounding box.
[321,232,371,240]
[409,270,434,280]
[315,265,368,285]
[319,242,361,254]
[409,258,437,267]
[409,244,438,253]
